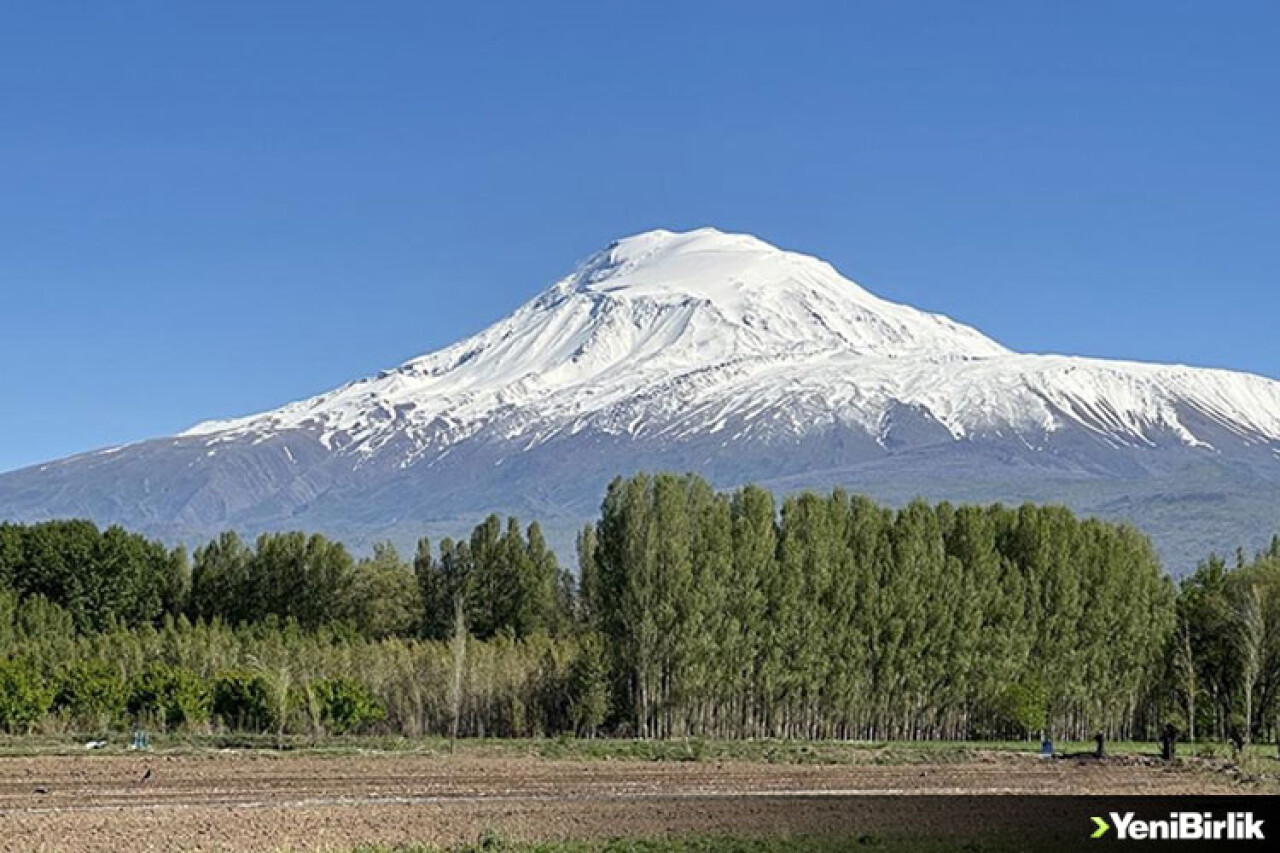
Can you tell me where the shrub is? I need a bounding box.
[212,671,277,732]
[0,659,53,733]
[54,660,126,729]
[127,666,210,731]
[312,676,385,734]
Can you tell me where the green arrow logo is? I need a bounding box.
[1091,816,1111,839]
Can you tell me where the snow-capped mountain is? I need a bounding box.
[182,229,1012,454]
[3,228,1279,570]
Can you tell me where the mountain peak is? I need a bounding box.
[181,227,1009,442]
[557,227,1008,361]
[569,227,832,302]
[607,226,774,261]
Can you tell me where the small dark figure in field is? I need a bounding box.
[1160,723,1178,762]
[139,768,153,784]
[1093,732,1105,759]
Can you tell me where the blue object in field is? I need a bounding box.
[1040,738,1054,757]
[131,730,149,750]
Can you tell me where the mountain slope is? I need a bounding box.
[3,228,1279,570]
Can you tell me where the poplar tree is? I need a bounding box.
[575,524,600,627]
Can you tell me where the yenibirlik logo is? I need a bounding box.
[1091,811,1265,841]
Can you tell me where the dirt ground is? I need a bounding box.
[0,751,1266,852]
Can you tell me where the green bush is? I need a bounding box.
[54,660,126,729]
[212,671,277,732]
[0,659,53,733]
[313,676,384,734]
[127,666,210,731]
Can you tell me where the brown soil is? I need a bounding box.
[0,751,1260,852]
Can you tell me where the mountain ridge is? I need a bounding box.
[3,228,1278,570]
[179,227,1280,462]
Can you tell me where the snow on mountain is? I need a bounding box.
[181,227,1280,461]
[4,227,1280,571]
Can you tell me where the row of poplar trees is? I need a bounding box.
[9,472,1280,743]
[580,474,1175,741]
[1170,542,1280,747]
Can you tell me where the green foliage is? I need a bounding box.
[313,676,385,734]
[211,671,277,732]
[466,516,565,640]
[54,659,126,729]
[575,525,599,626]
[350,543,421,639]
[188,531,253,623]
[0,659,52,733]
[418,536,467,640]
[413,536,447,641]
[1171,550,1280,744]
[566,632,610,736]
[14,592,76,640]
[595,474,1177,740]
[189,531,355,629]
[994,678,1049,738]
[0,520,184,632]
[3,471,1277,747]
[127,666,211,731]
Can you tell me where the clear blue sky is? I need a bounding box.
[2,1,1277,473]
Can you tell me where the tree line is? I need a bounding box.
[586,475,1176,740]
[1170,543,1280,749]
[1,473,1278,746]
